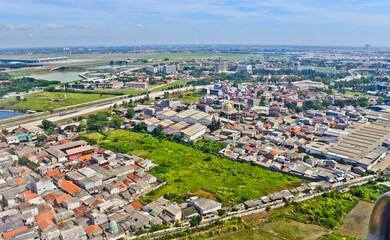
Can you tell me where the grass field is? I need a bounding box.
[332,89,372,96]
[0,91,117,111]
[150,80,188,92]
[82,130,305,205]
[336,201,374,239]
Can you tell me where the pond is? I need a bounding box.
[30,72,82,83]
[0,110,25,119]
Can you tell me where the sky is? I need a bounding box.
[1,0,390,48]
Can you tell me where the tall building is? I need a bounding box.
[214,62,228,73]
[146,66,157,73]
[236,64,252,72]
[163,65,176,74]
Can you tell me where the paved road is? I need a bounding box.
[6,85,208,130]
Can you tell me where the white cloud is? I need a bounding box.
[136,23,143,28]
[6,24,30,30]
[47,24,64,29]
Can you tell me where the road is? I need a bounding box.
[128,174,376,240]
[6,85,209,130]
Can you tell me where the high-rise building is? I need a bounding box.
[236,64,252,72]
[214,62,228,73]
[146,66,157,73]
[163,65,176,74]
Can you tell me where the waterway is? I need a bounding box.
[30,72,82,83]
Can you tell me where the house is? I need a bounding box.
[62,197,81,210]
[0,213,24,234]
[181,206,199,220]
[85,225,102,238]
[59,180,82,196]
[31,178,56,195]
[59,225,87,240]
[54,210,75,224]
[86,210,108,225]
[189,197,221,216]
[163,204,182,222]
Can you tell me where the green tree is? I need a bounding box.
[41,119,55,130]
[126,108,135,119]
[189,215,202,227]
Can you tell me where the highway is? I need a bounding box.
[5,85,209,130]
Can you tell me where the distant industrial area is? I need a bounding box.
[0,45,390,240]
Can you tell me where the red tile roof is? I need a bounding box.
[85,225,102,234]
[55,194,71,204]
[130,201,143,210]
[60,180,81,195]
[45,169,60,177]
[14,178,25,184]
[43,193,59,203]
[3,226,28,239]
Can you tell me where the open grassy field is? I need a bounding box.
[150,80,188,92]
[318,233,362,240]
[82,130,305,205]
[336,201,374,239]
[331,89,373,96]
[0,91,117,111]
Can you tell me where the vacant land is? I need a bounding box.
[336,201,374,239]
[83,130,305,205]
[215,219,331,240]
[0,91,116,111]
[269,191,358,229]
[318,233,362,240]
[213,229,280,240]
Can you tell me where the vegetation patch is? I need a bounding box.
[318,233,362,240]
[83,130,305,205]
[0,91,117,111]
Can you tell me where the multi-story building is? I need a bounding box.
[236,65,252,72]
[163,65,176,74]
[214,62,228,73]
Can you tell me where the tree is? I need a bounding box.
[210,116,221,131]
[189,215,202,227]
[1,129,9,135]
[126,108,135,119]
[41,119,55,130]
[134,122,147,132]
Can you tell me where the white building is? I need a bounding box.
[31,178,57,195]
[236,65,252,72]
[181,123,207,141]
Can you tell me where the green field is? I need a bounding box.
[318,233,362,240]
[332,89,372,96]
[82,130,304,205]
[0,91,117,111]
[150,80,188,92]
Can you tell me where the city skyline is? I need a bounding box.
[1,0,390,48]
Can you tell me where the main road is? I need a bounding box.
[5,85,209,130]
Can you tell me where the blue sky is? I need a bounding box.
[1,0,390,48]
